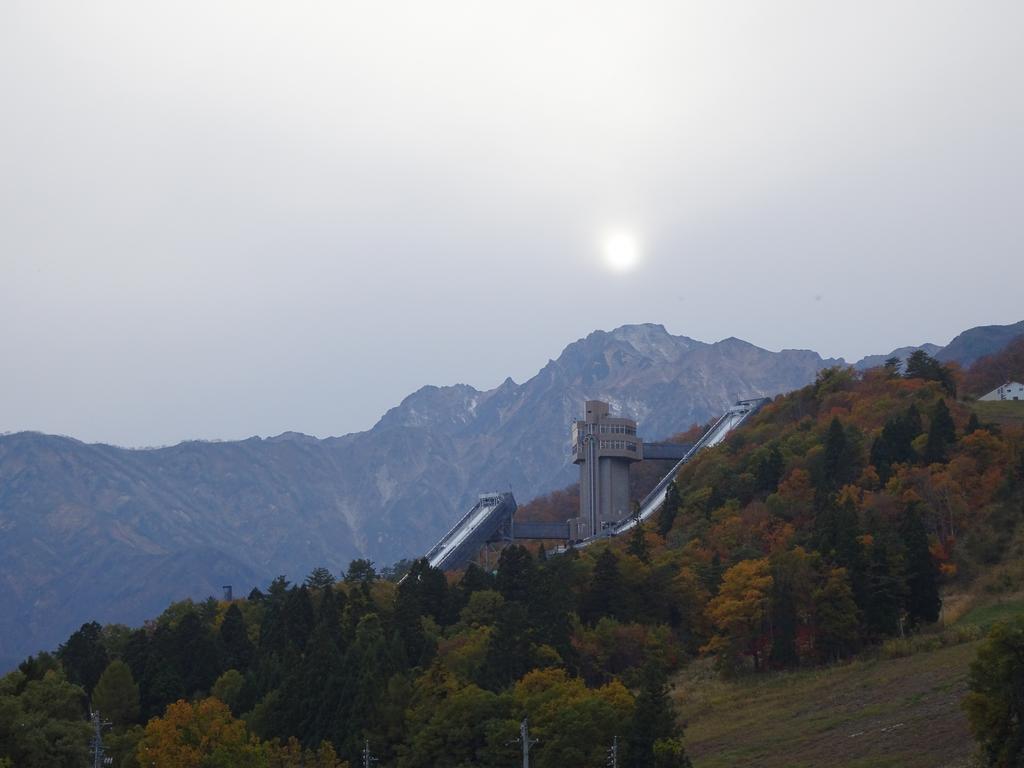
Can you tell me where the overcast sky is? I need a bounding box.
[2,1,1023,447]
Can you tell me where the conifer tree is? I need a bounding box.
[627,515,651,564]
[218,604,254,672]
[91,659,140,727]
[821,417,849,490]
[813,567,860,661]
[305,566,336,590]
[754,445,785,496]
[923,398,957,464]
[530,555,575,658]
[870,404,923,482]
[282,586,316,653]
[174,611,219,696]
[626,661,689,768]
[394,559,448,666]
[904,350,956,395]
[862,522,908,637]
[317,585,346,647]
[57,621,109,696]
[582,548,626,623]
[658,481,683,537]
[900,505,941,626]
[479,601,535,691]
[335,613,394,757]
[495,545,535,604]
[965,412,981,436]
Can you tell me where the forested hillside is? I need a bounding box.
[0,323,841,671]
[3,352,1024,767]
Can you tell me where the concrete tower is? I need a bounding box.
[569,400,642,540]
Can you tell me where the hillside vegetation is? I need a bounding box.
[4,350,1024,767]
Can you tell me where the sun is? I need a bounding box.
[601,230,642,273]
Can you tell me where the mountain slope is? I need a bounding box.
[0,323,843,669]
[936,320,1024,367]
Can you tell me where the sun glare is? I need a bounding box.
[601,231,641,273]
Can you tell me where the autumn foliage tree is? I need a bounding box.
[703,558,773,672]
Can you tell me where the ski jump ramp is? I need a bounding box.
[422,397,770,570]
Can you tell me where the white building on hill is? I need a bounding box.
[979,381,1024,401]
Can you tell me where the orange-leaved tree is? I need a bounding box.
[136,697,264,768]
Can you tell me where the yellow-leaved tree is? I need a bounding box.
[702,558,773,673]
[136,697,264,768]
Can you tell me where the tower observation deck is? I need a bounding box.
[569,400,642,539]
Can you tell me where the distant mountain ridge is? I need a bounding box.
[0,319,1021,670]
[852,319,1024,371]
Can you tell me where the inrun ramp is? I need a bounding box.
[424,492,517,572]
[610,397,770,536]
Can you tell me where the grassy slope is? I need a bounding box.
[675,598,1024,768]
[969,400,1024,427]
[677,642,979,768]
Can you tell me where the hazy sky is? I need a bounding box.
[2,1,1023,447]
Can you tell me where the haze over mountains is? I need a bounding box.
[1,320,1021,670]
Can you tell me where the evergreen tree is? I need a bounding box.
[923,399,957,464]
[495,545,535,604]
[140,625,184,719]
[753,445,785,496]
[904,350,956,395]
[316,585,346,647]
[281,586,316,653]
[820,417,849,490]
[862,523,908,637]
[768,553,804,668]
[658,481,683,537]
[218,604,254,673]
[17,652,59,683]
[479,601,535,691]
[900,505,941,626]
[529,555,576,660]
[870,404,923,482]
[582,549,626,623]
[121,630,149,693]
[335,613,395,757]
[883,356,902,377]
[813,567,860,662]
[627,520,651,564]
[626,661,687,768]
[394,559,449,666]
[344,559,377,595]
[91,659,140,727]
[305,566,336,590]
[449,563,495,618]
[965,412,981,436]
[57,621,109,696]
[173,611,219,696]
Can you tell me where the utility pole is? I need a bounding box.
[606,735,618,768]
[89,710,112,768]
[516,718,538,768]
[362,739,377,768]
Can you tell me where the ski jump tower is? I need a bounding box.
[569,401,642,539]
